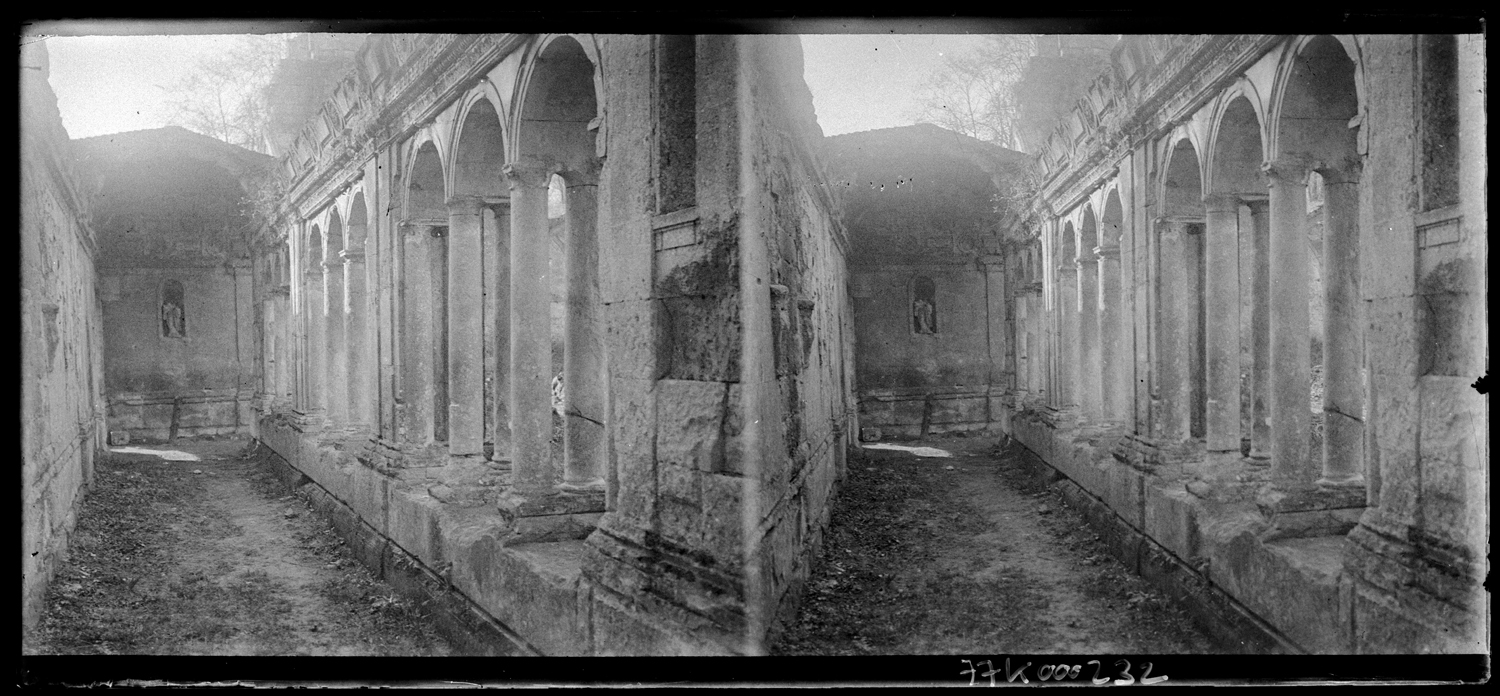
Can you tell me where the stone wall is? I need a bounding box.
[736,36,857,640]
[828,124,1024,439]
[75,128,271,443]
[21,40,106,633]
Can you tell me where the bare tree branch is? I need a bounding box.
[161,35,285,153]
[911,35,1035,149]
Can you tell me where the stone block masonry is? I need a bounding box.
[21,40,107,634]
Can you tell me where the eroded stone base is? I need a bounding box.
[254,415,744,655]
[1007,406,1483,654]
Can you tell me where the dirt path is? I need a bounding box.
[772,436,1221,656]
[23,438,453,656]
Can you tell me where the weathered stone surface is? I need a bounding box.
[655,379,728,475]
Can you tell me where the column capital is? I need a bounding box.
[1093,244,1121,260]
[1154,216,1203,234]
[1242,196,1270,214]
[502,160,554,190]
[555,160,602,187]
[1202,192,1241,213]
[1318,158,1363,185]
[1261,155,1318,185]
[445,194,488,214]
[978,253,1007,268]
[339,248,366,264]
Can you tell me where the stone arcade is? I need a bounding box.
[249,34,855,655]
[20,33,1487,656]
[1003,34,1487,653]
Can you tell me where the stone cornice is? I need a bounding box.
[280,34,526,224]
[1036,35,1282,217]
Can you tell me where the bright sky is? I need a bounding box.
[800,34,995,136]
[39,33,266,139]
[29,23,1004,142]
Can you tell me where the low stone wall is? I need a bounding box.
[1007,408,1363,654]
[858,386,1006,440]
[252,438,531,655]
[108,390,256,442]
[256,415,734,656]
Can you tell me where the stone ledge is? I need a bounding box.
[255,419,600,655]
[1010,417,1373,653]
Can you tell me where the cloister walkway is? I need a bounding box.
[772,436,1230,657]
[23,437,453,657]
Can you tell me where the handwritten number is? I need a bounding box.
[1088,660,1108,686]
[979,660,1001,687]
[1113,659,1136,686]
[1140,661,1168,685]
[960,659,976,686]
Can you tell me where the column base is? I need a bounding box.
[1255,483,1367,542]
[1040,405,1079,429]
[290,409,326,433]
[1111,432,1199,472]
[497,487,606,546]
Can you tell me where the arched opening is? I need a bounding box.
[1209,95,1270,459]
[1078,207,1101,421]
[451,97,510,465]
[1159,139,1206,444]
[1273,35,1363,488]
[1099,191,1127,424]
[512,36,606,497]
[402,140,449,449]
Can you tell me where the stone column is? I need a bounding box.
[1263,160,1314,486]
[982,256,1008,410]
[1027,283,1044,405]
[484,201,512,463]
[324,257,349,431]
[561,171,606,490]
[399,224,437,448]
[341,246,372,430]
[1242,199,1272,460]
[1133,207,1154,439]
[302,261,326,424]
[447,196,486,459]
[1203,194,1242,453]
[1056,261,1079,412]
[504,162,556,495]
[1095,241,1125,423]
[1077,252,1102,421]
[1153,218,1194,444]
[1319,165,1364,486]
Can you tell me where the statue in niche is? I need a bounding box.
[913,298,936,334]
[161,300,185,337]
[912,275,938,334]
[161,279,186,338]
